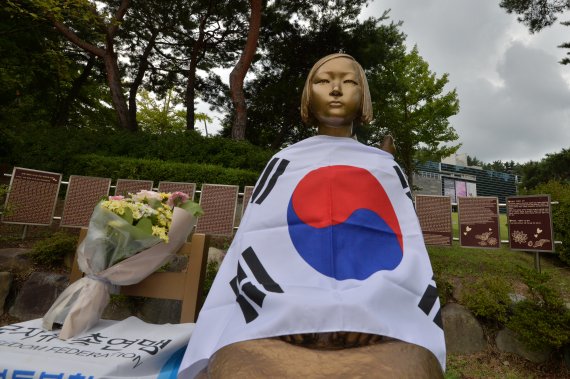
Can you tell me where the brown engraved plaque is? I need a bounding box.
[507,195,554,252]
[2,167,61,225]
[60,175,111,228]
[195,184,239,236]
[114,179,153,196]
[415,195,452,246]
[458,196,500,249]
[158,181,196,201]
[242,186,254,217]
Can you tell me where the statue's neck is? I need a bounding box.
[317,124,352,138]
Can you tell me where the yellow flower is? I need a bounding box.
[101,200,125,215]
[152,225,169,243]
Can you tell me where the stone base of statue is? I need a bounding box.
[197,337,444,378]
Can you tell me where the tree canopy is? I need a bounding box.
[2,0,464,178]
[500,0,570,64]
[368,46,460,187]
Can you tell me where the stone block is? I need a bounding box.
[496,328,551,363]
[207,247,225,265]
[0,271,13,314]
[442,303,486,354]
[139,298,181,324]
[9,272,68,321]
[0,248,32,273]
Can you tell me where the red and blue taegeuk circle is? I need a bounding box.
[287,165,403,280]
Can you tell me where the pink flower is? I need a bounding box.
[109,195,124,201]
[167,191,190,208]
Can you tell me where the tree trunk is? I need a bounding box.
[229,0,262,140]
[185,59,198,131]
[104,51,135,131]
[185,8,210,131]
[128,30,159,132]
[52,54,96,127]
[50,0,132,131]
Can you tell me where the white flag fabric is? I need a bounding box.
[178,135,445,378]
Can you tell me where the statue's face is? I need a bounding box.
[309,57,362,136]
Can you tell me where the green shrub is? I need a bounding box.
[0,184,10,216]
[507,267,570,350]
[202,261,220,302]
[67,154,260,189]
[507,300,570,350]
[29,232,78,266]
[434,276,453,307]
[462,275,511,323]
[531,181,570,265]
[7,126,274,174]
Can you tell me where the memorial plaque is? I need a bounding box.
[114,179,153,196]
[507,195,554,252]
[2,167,61,225]
[158,181,196,201]
[195,184,239,236]
[242,185,254,217]
[60,175,111,228]
[415,195,452,246]
[458,196,500,249]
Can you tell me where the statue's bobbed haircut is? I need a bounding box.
[300,53,373,126]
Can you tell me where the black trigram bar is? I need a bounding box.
[251,157,279,203]
[242,247,284,293]
[254,159,289,205]
[393,165,408,189]
[433,308,443,329]
[231,246,284,323]
[418,284,443,330]
[230,275,260,322]
[242,282,266,307]
[237,262,247,282]
[393,165,413,202]
[236,294,258,323]
[418,284,438,315]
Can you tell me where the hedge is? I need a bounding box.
[4,126,275,174]
[67,154,261,189]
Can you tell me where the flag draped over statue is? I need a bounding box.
[178,135,446,378]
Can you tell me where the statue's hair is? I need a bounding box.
[300,53,373,126]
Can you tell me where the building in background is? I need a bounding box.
[413,157,518,204]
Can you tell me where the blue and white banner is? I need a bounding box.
[178,135,445,378]
[0,317,193,378]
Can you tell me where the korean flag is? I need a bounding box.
[178,135,445,378]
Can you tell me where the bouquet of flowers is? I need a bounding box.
[42,190,203,339]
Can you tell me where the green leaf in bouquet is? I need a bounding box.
[179,201,204,217]
[122,206,134,224]
[146,197,163,209]
[135,217,154,237]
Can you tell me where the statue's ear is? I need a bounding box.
[379,135,396,155]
